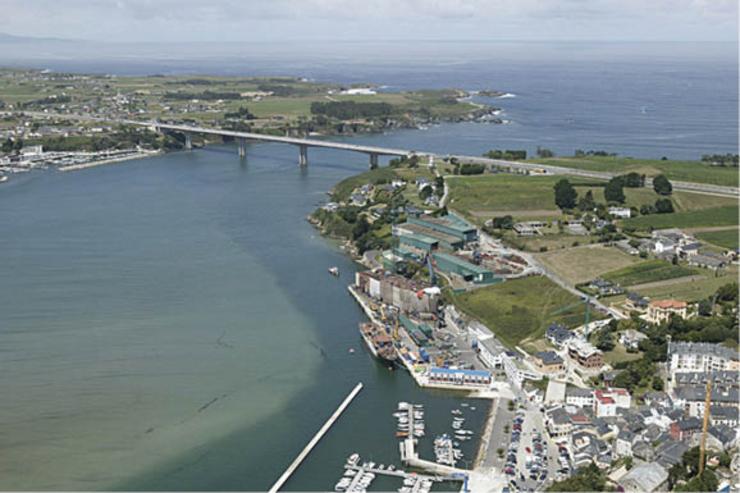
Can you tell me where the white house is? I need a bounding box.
[608,207,631,218]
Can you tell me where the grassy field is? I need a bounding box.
[602,259,699,287]
[577,186,735,213]
[623,205,739,231]
[503,232,597,253]
[602,342,643,365]
[446,173,733,223]
[530,156,739,187]
[696,229,739,250]
[633,265,737,302]
[446,174,562,215]
[451,276,596,347]
[536,245,642,284]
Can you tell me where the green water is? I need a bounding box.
[0,145,488,491]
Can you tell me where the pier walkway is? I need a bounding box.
[268,382,363,493]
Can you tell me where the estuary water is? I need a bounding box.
[0,145,489,491]
[0,41,737,490]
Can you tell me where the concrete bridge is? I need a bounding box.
[16,112,740,197]
[135,121,412,168]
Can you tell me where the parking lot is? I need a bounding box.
[500,404,566,492]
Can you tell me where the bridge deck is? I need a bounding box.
[139,122,411,156]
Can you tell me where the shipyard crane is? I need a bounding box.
[424,253,437,286]
[551,296,592,327]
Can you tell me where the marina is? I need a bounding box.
[335,453,438,493]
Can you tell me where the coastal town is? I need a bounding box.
[311,150,739,492]
[0,68,503,182]
[1,68,738,493]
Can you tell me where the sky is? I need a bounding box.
[0,0,737,43]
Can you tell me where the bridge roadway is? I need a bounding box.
[15,112,740,197]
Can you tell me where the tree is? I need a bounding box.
[536,146,555,158]
[351,216,370,240]
[715,282,737,302]
[604,177,625,203]
[554,179,578,209]
[619,172,645,188]
[698,299,713,317]
[578,190,596,211]
[651,376,664,391]
[654,198,674,213]
[675,470,718,492]
[1,138,13,153]
[492,215,514,230]
[595,328,615,352]
[653,174,673,195]
[547,464,607,492]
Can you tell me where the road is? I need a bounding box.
[16,111,740,198]
[454,155,739,198]
[479,232,626,320]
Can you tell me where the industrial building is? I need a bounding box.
[354,270,440,314]
[431,252,498,285]
[427,367,492,387]
[393,212,478,254]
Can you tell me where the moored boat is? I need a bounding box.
[359,322,397,364]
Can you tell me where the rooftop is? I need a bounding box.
[650,299,687,309]
[432,252,492,275]
[669,341,738,361]
[417,212,476,234]
[534,350,564,365]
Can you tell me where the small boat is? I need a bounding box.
[328,266,339,276]
[348,453,360,465]
[348,348,355,354]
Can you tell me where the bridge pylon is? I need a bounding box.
[298,144,308,167]
[369,153,379,169]
[238,138,247,158]
[184,133,192,151]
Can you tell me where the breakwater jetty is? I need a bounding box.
[269,382,364,493]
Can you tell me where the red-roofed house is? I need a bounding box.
[646,299,688,324]
[594,388,632,417]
